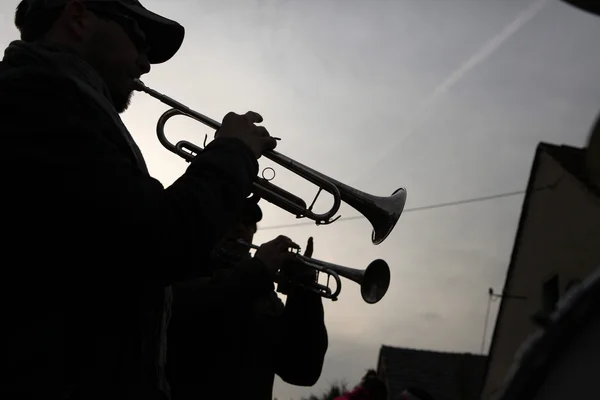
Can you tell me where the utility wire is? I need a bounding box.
[258,190,526,231]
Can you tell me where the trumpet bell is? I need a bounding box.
[361,259,391,304]
[334,178,406,245]
[368,188,407,245]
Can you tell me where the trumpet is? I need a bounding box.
[133,79,407,245]
[238,240,391,304]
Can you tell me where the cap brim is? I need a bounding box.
[561,0,600,16]
[120,3,185,64]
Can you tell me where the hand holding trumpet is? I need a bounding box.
[215,111,278,159]
[253,236,318,295]
[278,237,318,292]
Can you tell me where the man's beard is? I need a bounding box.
[111,88,133,113]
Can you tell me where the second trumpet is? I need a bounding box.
[238,240,391,304]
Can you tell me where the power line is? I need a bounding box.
[258,190,526,231]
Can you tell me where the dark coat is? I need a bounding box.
[0,54,257,399]
[167,257,328,400]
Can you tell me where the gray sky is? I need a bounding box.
[2,0,599,399]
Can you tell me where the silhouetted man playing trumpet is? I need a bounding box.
[166,197,329,400]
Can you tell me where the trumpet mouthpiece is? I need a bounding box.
[132,78,146,91]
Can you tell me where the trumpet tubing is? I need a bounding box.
[134,79,407,245]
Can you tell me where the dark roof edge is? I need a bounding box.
[378,344,486,358]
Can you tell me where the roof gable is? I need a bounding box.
[481,141,599,394]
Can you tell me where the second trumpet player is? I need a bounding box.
[168,197,329,400]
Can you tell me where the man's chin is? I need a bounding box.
[113,91,133,113]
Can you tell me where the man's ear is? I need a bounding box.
[61,0,94,40]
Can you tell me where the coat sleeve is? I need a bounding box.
[274,289,328,386]
[0,72,258,284]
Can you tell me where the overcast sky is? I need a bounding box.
[2,0,599,399]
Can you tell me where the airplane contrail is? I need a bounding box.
[352,0,550,186]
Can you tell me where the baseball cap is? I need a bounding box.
[560,0,600,16]
[22,0,185,64]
